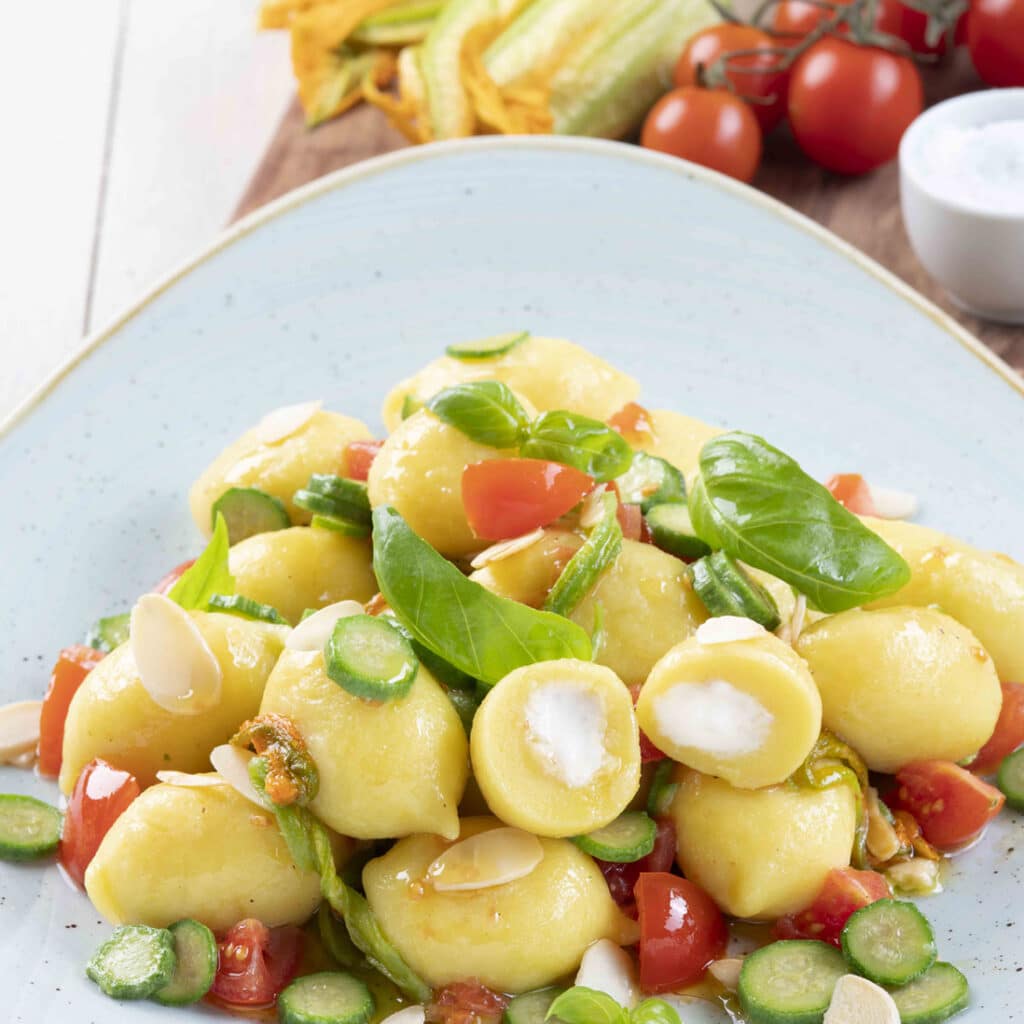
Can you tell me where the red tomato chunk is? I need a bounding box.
[38,645,105,778]
[210,919,303,1009]
[774,867,891,946]
[971,681,1024,775]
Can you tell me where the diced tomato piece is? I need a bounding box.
[608,402,656,443]
[773,867,891,946]
[971,682,1024,775]
[345,439,384,482]
[210,919,303,1009]
[635,872,728,992]
[59,759,140,888]
[462,459,595,541]
[153,559,196,595]
[430,981,509,1024]
[825,473,877,515]
[617,502,643,542]
[598,817,677,917]
[894,760,1005,848]
[38,646,105,777]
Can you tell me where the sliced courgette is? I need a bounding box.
[572,810,656,863]
[545,492,622,617]
[615,452,686,512]
[646,759,679,818]
[211,487,290,544]
[738,940,847,1024]
[644,503,712,560]
[85,612,131,653]
[311,514,371,538]
[445,330,529,360]
[86,925,177,1000]
[278,971,375,1024]
[295,474,372,526]
[691,550,782,630]
[503,986,565,1024]
[207,593,289,625]
[152,919,218,1006]
[0,794,62,862]
[997,747,1024,811]
[325,614,419,701]
[888,962,970,1024]
[841,899,937,986]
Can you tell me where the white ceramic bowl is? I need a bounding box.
[900,88,1024,324]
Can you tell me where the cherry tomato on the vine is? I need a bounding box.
[675,25,789,133]
[875,0,950,53]
[787,38,923,175]
[772,0,853,37]
[642,87,762,183]
[967,0,1024,86]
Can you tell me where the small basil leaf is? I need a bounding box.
[545,492,622,617]
[372,506,592,686]
[522,410,634,482]
[425,381,530,448]
[546,987,630,1024]
[631,998,683,1024]
[689,432,911,613]
[167,513,235,611]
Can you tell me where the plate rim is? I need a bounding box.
[4,134,1019,440]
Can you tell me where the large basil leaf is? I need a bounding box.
[689,432,910,613]
[167,513,235,610]
[425,381,530,449]
[545,492,622,617]
[372,506,592,685]
[521,410,633,481]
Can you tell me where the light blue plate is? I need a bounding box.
[1,138,1021,1022]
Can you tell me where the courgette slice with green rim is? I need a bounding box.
[85,612,131,653]
[888,962,970,1024]
[503,986,566,1024]
[691,550,782,630]
[382,612,480,691]
[445,330,529,360]
[297,475,373,526]
[86,925,177,1000]
[325,614,419,701]
[646,759,679,818]
[151,919,218,1006]
[997,747,1024,811]
[644,503,712,560]
[571,810,656,863]
[400,394,423,420]
[841,899,937,986]
[211,486,291,544]
[278,971,375,1024]
[311,514,371,539]
[738,940,847,1024]
[0,794,62,862]
[615,452,686,512]
[318,905,361,969]
[207,593,289,625]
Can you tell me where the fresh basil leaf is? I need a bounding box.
[167,513,235,610]
[522,410,634,482]
[615,452,686,511]
[425,381,530,449]
[631,998,682,1024]
[545,492,622,617]
[689,432,910,613]
[372,506,592,686]
[546,987,630,1024]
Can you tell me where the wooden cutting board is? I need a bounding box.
[234,52,1023,374]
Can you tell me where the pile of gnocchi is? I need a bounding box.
[2,333,1022,1024]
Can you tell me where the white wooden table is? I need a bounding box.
[0,0,294,421]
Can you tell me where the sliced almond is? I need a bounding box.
[250,400,323,445]
[156,770,227,788]
[696,616,767,646]
[470,528,545,569]
[824,974,900,1024]
[379,1008,426,1024]
[869,487,919,521]
[131,594,222,715]
[865,787,902,864]
[285,600,365,652]
[707,957,744,991]
[575,938,638,1010]
[425,827,543,892]
[210,743,266,808]
[0,700,43,764]
[579,485,609,529]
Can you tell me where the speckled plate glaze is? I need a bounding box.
[1,138,1021,1023]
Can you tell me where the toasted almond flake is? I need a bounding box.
[708,957,744,991]
[130,594,222,715]
[575,938,638,1010]
[426,827,543,892]
[824,974,900,1024]
[696,616,767,646]
[869,486,919,521]
[251,400,323,444]
[155,770,227,788]
[865,787,902,864]
[470,528,546,569]
[210,743,266,808]
[0,700,43,764]
[380,1008,426,1024]
[285,600,365,651]
[884,858,941,895]
[579,485,608,529]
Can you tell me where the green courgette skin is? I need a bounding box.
[997,748,1024,810]
[278,971,375,1024]
[738,940,847,1024]
[212,487,291,544]
[503,986,565,1024]
[0,794,63,862]
[571,810,656,863]
[691,550,781,630]
[888,962,970,1024]
[152,919,218,1006]
[446,330,529,360]
[840,899,937,987]
[644,503,712,560]
[86,925,177,1000]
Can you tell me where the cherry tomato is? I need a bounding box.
[636,873,728,991]
[825,473,877,515]
[153,559,196,595]
[608,402,655,444]
[642,87,762,184]
[431,981,509,1024]
[345,439,384,482]
[774,867,892,946]
[787,38,923,175]
[59,758,140,888]
[598,817,677,915]
[874,0,948,53]
[38,646,105,777]
[967,0,1024,86]
[971,682,1024,775]
[675,25,789,133]
[462,459,594,541]
[210,919,304,1008]
[895,760,1005,848]
[772,0,853,36]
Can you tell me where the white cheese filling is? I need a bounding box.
[655,679,773,757]
[524,682,607,788]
